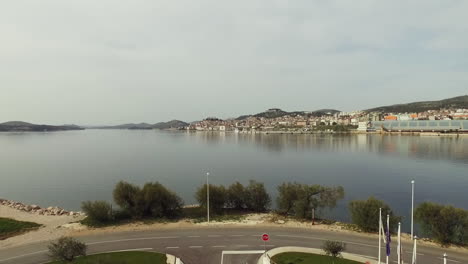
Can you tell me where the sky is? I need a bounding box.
[1,0,467,125]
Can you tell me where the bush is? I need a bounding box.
[322,240,346,258]
[48,237,87,262]
[195,184,227,213]
[415,202,468,245]
[139,182,183,218]
[277,183,344,219]
[245,180,271,212]
[113,181,141,216]
[227,182,247,209]
[81,201,113,223]
[348,197,401,233]
[113,181,183,219]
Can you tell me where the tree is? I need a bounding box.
[415,202,468,245]
[139,182,183,218]
[245,180,271,212]
[227,182,247,209]
[195,184,227,213]
[348,197,401,233]
[277,182,344,219]
[322,240,346,263]
[48,237,87,262]
[81,201,113,223]
[113,181,140,216]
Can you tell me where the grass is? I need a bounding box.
[47,251,167,264]
[272,252,364,264]
[0,217,41,240]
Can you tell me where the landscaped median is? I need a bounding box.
[259,247,376,264]
[46,251,184,264]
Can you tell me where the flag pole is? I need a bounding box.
[398,222,401,264]
[378,208,382,264]
[386,214,390,264]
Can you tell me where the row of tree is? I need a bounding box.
[81,180,467,245]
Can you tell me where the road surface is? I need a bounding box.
[0,226,466,264]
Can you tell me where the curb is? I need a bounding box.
[257,246,379,264]
[166,253,184,264]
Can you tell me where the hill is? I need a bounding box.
[96,120,188,130]
[236,108,340,120]
[0,121,84,132]
[365,95,468,113]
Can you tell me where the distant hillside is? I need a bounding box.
[0,121,84,132]
[153,120,188,129]
[96,120,188,130]
[365,95,468,113]
[236,108,340,120]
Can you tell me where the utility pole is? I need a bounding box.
[411,180,415,239]
[206,172,210,223]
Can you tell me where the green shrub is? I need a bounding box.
[48,237,87,262]
[81,201,113,223]
[245,180,271,212]
[322,240,346,258]
[415,202,468,245]
[348,197,401,233]
[195,184,227,213]
[113,181,141,216]
[227,182,247,209]
[277,182,344,219]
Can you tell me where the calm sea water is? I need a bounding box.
[1,130,467,231]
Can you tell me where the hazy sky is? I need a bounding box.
[1,1,467,125]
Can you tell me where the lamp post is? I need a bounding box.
[411,180,415,239]
[206,172,210,223]
[443,253,447,264]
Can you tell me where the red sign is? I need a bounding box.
[262,233,269,241]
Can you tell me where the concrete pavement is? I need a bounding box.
[0,226,466,264]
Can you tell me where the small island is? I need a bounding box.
[0,121,84,132]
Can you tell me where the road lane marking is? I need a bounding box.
[0,250,47,262]
[87,236,179,245]
[188,235,200,238]
[236,245,249,247]
[230,235,245,237]
[104,248,153,253]
[208,235,221,237]
[222,250,265,254]
[189,246,203,248]
[212,245,226,248]
[166,247,180,249]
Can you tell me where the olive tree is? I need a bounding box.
[415,202,468,245]
[195,184,227,213]
[81,201,113,223]
[48,237,87,262]
[245,180,271,212]
[227,182,247,209]
[348,197,401,233]
[322,240,346,263]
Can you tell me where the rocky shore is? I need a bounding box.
[0,198,83,217]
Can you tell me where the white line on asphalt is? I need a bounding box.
[230,235,245,237]
[236,245,249,247]
[166,247,180,249]
[188,236,200,238]
[189,246,203,248]
[259,245,275,247]
[212,246,226,248]
[104,248,153,253]
[222,250,265,254]
[87,236,179,245]
[0,250,47,262]
[208,235,221,237]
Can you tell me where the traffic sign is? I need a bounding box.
[262,233,269,241]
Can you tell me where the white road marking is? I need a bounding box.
[230,235,245,237]
[166,247,180,249]
[222,250,265,254]
[236,245,249,247]
[104,248,153,253]
[0,250,47,262]
[212,245,226,248]
[208,235,221,237]
[189,246,203,248]
[87,236,179,245]
[188,235,200,238]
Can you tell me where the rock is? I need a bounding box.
[31,204,41,210]
[25,205,32,211]
[275,220,286,224]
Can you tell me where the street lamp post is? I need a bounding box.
[411,180,415,239]
[206,172,210,223]
[443,253,447,264]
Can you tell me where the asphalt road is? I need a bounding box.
[0,226,466,264]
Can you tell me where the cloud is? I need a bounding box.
[0,0,467,124]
